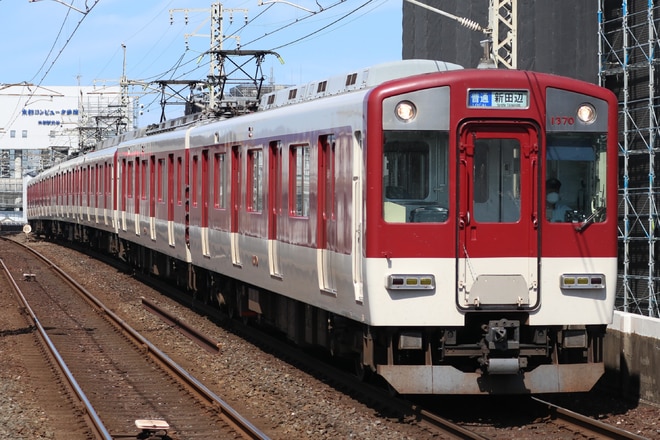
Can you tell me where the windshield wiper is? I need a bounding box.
[574,208,604,233]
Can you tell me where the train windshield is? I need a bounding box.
[545,133,608,223]
[382,130,449,223]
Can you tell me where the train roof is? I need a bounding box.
[77,60,462,155]
[258,59,463,111]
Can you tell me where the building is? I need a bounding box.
[0,84,130,226]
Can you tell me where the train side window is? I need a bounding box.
[82,166,88,205]
[192,155,199,208]
[141,158,148,200]
[134,159,141,214]
[382,130,449,223]
[290,144,310,217]
[127,160,133,198]
[248,148,264,212]
[176,156,183,205]
[157,158,165,202]
[319,134,336,221]
[545,134,607,223]
[135,158,141,200]
[120,159,127,212]
[94,167,98,201]
[214,152,227,209]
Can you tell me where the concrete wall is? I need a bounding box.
[604,311,660,404]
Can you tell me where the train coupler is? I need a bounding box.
[483,356,528,374]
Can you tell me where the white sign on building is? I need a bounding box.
[0,83,130,225]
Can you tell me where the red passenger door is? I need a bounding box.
[317,134,338,294]
[268,141,283,278]
[167,154,175,246]
[201,149,210,256]
[457,123,539,309]
[230,145,242,266]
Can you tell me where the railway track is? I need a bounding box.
[0,237,268,439]
[121,252,646,440]
[532,397,647,440]
[6,235,655,439]
[132,260,650,439]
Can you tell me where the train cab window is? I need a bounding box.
[545,133,607,224]
[382,130,449,223]
[472,138,521,223]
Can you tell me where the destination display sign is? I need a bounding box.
[468,90,529,109]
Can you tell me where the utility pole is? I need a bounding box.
[119,43,130,132]
[405,0,517,69]
[170,2,248,112]
[76,44,140,152]
[489,0,517,69]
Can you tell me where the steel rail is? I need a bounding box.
[141,296,221,353]
[532,396,648,440]
[0,258,113,440]
[12,240,270,440]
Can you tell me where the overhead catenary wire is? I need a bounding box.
[28,0,102,100]
[145,0,373,81]
[5,1,390,128]
[0,0,101,142]
[134,0,379,117]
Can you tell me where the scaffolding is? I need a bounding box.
[599,0,660,317]
[77,87,131,154]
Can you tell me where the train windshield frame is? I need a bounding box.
[381,130,449,224]
[544,133,608,224]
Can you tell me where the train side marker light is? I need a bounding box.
[386,274,435,290]
[577,103,596,124]
[395,101,416,122]
[560,274,605,289]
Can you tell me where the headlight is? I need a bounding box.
[395,101,417,122]
[576,103,597,124]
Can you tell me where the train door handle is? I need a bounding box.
[459,211,470,229]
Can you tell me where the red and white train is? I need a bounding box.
[27,59,618,395]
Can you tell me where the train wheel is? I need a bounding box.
[226,302,237,319]
[386,382,399,397]
[354,357,370,382]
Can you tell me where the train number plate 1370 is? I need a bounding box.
[467,89,529,109]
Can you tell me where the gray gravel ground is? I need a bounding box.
[2,235,659,439]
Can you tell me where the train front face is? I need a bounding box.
[363,69,618,394]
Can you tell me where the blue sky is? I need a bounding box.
[1,0,402,124]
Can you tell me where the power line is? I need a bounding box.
[0,0,102,146]
[268,0,376,51]
[26,0,102,105]
[29,5,75,84]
